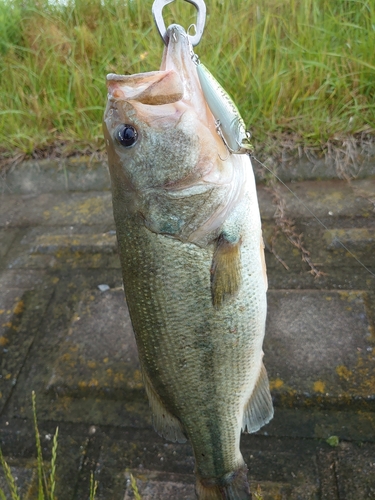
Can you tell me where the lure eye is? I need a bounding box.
[115,124,138,147]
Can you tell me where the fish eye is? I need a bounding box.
[115,124,138,147]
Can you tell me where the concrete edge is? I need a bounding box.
[1,145,375,194]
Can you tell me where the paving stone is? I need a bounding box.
[320,227,375,273]
[0,270,49,289]
[265,264,375,293]
[0,229,18,262]
[263,408,375,442]
[123,473,196,500]
[97,428,195,476]
[263,219,375,273]
[47,288,141,399]
[316,450,339,500]
[0,284,53,412]
[2,272,151,429]
[324,228,375,250]
[335,442,375,499]
[1,159,110,194]
[265,289,375,410]
[12,396,151,429]
[260,180,374,286]
[252,150,375,182]
[89,428,322,500]
[243,437,321,499]
[6,283,372,431]
[118,473,314,500]
[263,179,375,219]
[5,226,119,270]
[2,155,375,198]
[352,176,375,201]
[0,192,113,228]
[2,273,375,440]
[0,288,27,333]
[31,232,117,254]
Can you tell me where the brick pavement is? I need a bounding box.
[0,160,374,499]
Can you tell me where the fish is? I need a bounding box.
[103,23,273,500]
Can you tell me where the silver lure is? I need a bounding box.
[194,58,253,154]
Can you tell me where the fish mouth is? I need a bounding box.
[105,24,214,123]
[105,25,195,106]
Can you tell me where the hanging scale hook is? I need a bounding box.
[152,0,206,47]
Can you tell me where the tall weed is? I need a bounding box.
[0,0,374,156]
[0,392,98,500]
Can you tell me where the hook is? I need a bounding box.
[152,0,206,47]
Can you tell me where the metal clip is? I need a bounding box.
[152,0,206,47]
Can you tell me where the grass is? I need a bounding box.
[0,393,142,498]
[0,0,374,163]
[253,484,264,499]
[0,392,99,500]
[129,474,142,500]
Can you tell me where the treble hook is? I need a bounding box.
[152,0,206,47]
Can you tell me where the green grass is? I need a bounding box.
[0,392,99,500]
[0,0,374,161]
[129,474,142,500]
[0,393,143,498]
[253,484,264,499]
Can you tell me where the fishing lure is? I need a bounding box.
[193,57,254,154]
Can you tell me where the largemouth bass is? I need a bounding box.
[103,24,273,500]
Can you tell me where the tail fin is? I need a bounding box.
[196,466,251,500]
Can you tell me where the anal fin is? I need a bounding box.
[142,370,187,443]
[211,234,242,308]
[242,363,274,433]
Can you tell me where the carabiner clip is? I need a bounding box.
[152,0,206,47]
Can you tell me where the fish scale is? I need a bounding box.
[104,23,272,500]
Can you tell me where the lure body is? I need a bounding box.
[195,62,253,154]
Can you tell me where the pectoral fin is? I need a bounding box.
[211,234,242,308]
[142,369,187,443]
[242,363,273,433]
